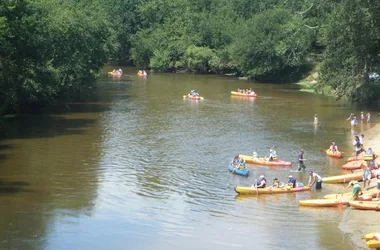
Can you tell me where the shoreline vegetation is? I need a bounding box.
[1,1,380,116]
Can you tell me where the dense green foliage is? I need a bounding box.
[1,0,380,115]
[0,0,114,114]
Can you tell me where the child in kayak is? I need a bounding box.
[329,142,338,153]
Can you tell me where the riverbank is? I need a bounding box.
[339,122,380,249]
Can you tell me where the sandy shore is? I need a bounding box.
[339,122,380,249]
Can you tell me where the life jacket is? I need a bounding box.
[257,178,266,187]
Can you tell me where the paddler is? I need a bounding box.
[287,175,297,188]
[253,175,266,188]
[343,181,363,200]
[329,142,338,153]
[267,149,277,161]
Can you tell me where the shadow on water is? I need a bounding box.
[0,115,98,139]
[0,179,30,194]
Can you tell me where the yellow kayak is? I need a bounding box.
[323,189,378,199]
[349,200,380,211]
[235,185,310,195]
[231,91,258,97]
[364,232,380,248]
[238,154,292,167]
[299,195,372,207]
[322,172,363,184]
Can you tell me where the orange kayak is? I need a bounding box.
[346,152,365,162]
[349,200,380,211]
[324,149,343,158]
[238,154,292,167]
[341,160,365,170]
[231,91,258,97]
[235,185,310,195]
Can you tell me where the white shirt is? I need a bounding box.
[376,169,380,183]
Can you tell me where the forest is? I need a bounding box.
[1,0,380,115]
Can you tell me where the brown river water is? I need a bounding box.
[0,66,376,250]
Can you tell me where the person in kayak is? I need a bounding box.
[297,149,306,171]
[254,175,267,188]
[287,175,297,188]
[267,149,277,161]
[252,151,259,159]
[329,142,338,153]
[307,171,322,188]
[272,177,284,188]
[344,181,363,200]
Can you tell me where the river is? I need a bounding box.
[0,66,375,250]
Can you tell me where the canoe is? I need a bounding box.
[349,200,380,211]
[235,185,310,195]
[299,195,372,207]
[183,94,204,100]
[323,189,378,199]
[238,154,292,167]
[341,160,365,170]
[346,152,365,162]
[231,91,258,97]
[228,164,249,177]
[108,71,122,77]
[322,172,363,184]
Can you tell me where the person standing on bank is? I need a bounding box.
[308,171,322,189]
[297,149,306,171]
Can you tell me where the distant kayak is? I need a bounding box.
[235,185,310,195]
[238,154,292,167]
[231,91,257,97]
[228,164,249,177]
[137,72,147,78]
[183,94,204,100]
[108,71,122,77]
[349,200,380,211]
[341,160,365,170]
[299,195,372,207]
[323,149,343,158]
